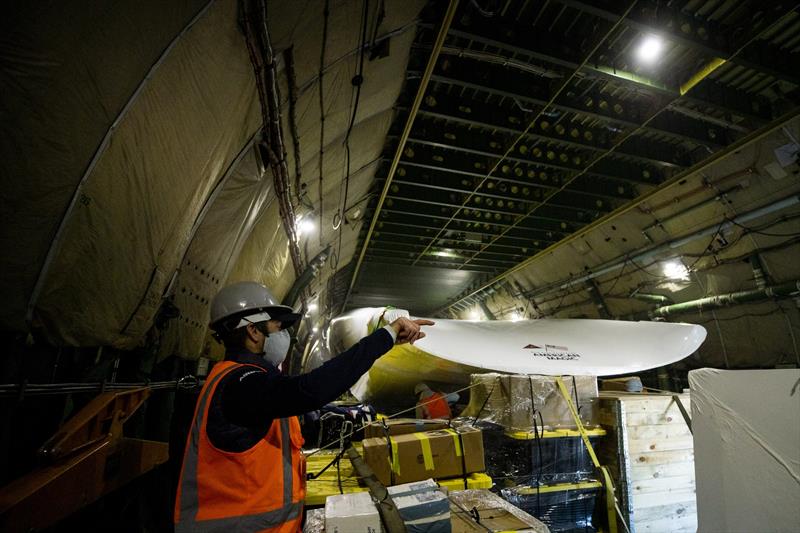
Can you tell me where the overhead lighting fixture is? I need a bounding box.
[468,309,482,321]
[637,35,663,63]
[510,312,522,322]
[312,326,319,333]
[308,302,318,312]
[296,215,315,236]
[432,249,460,258]
[662,260,690,281]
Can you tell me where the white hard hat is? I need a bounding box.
[209,281,300,332]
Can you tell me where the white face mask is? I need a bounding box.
[263,329,291,366]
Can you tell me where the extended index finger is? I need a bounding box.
[412,319,436,326]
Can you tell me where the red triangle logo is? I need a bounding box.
[523,344,541,349]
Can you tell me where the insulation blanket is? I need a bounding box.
[689,368,800,533]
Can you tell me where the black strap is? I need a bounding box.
[456,429,469,488]
[471,376,499,426]
[306,447,346,480]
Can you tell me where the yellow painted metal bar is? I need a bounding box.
[505,427,607,439]
[344,0,460,307]
[515,480,603,495]
[555,376,617,533]
[680,57,726,95]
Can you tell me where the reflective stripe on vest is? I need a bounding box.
[175,362,302,532]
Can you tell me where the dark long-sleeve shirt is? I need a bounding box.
[206,327,394,452]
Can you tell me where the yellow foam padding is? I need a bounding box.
[304,450,365,506]
[505,427,607,440]
[514,480,602,495]
[436,472,493,491]
[413,432,435,471]
[445,429,463,456]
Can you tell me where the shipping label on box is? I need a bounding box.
[363,426,485,486]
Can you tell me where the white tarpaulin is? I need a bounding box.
[689,368,800,533]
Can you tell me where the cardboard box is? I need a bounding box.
[461,373,598,430]
[449,489,549,533]
[362,426,485,486]
[388,479,451,533]
[324,491,381,533]
[364,418,450,439]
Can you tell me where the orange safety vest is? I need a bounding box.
[174,361,306,532]
[419,391,452,419]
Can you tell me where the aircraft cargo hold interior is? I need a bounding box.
[1,1,799,532]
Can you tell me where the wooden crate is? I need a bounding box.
[597,393,696,533]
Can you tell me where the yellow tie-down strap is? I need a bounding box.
[389,437,401,475]
[413,432,435,471]
[554,376,619,533]
[445,429,463,457]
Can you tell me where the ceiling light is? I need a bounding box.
[637,35,663,63]
[662,260,689,281]
[312,326,319,333]
[432,249,460,258]
[510,312,522,322]
[308,302,318,312]
[296,215,315,236]
[468,309,482,321]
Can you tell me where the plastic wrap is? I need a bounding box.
[690,368,800,533]
[303,508,325,533]
[460,374,598,431]
[461,420,601,488]
[449,489,550,532]
[501,484,600,533]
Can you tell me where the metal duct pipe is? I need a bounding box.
[631,280,800,320]
[479,300,496,320]
[282,246,330,309]
[631,293,674,305]
[547,194,800,297]
[750,253,769,290]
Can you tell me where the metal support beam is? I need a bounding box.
[406,104,685,171]
[372,231,537,258]
[553,0,800,86]
[411,1,641,268]
[373,219,560,248]
[394,160,637,203]
[344,0,460,308]
[364,253,500,273]
[436,23,772,125]
[396,126,652,191]
[383,194,596,232]
[378,208,571,241]
[386,173,617,216]
[411,65,731,150]
[587,279,612,318]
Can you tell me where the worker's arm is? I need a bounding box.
[223,318,433,426]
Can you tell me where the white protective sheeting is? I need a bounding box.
[0,0,212,333]
[34,0,262,348]
[158,145,275,357]
[330,307,707,403]
[689,368,800,533]
[1,0,426,356]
